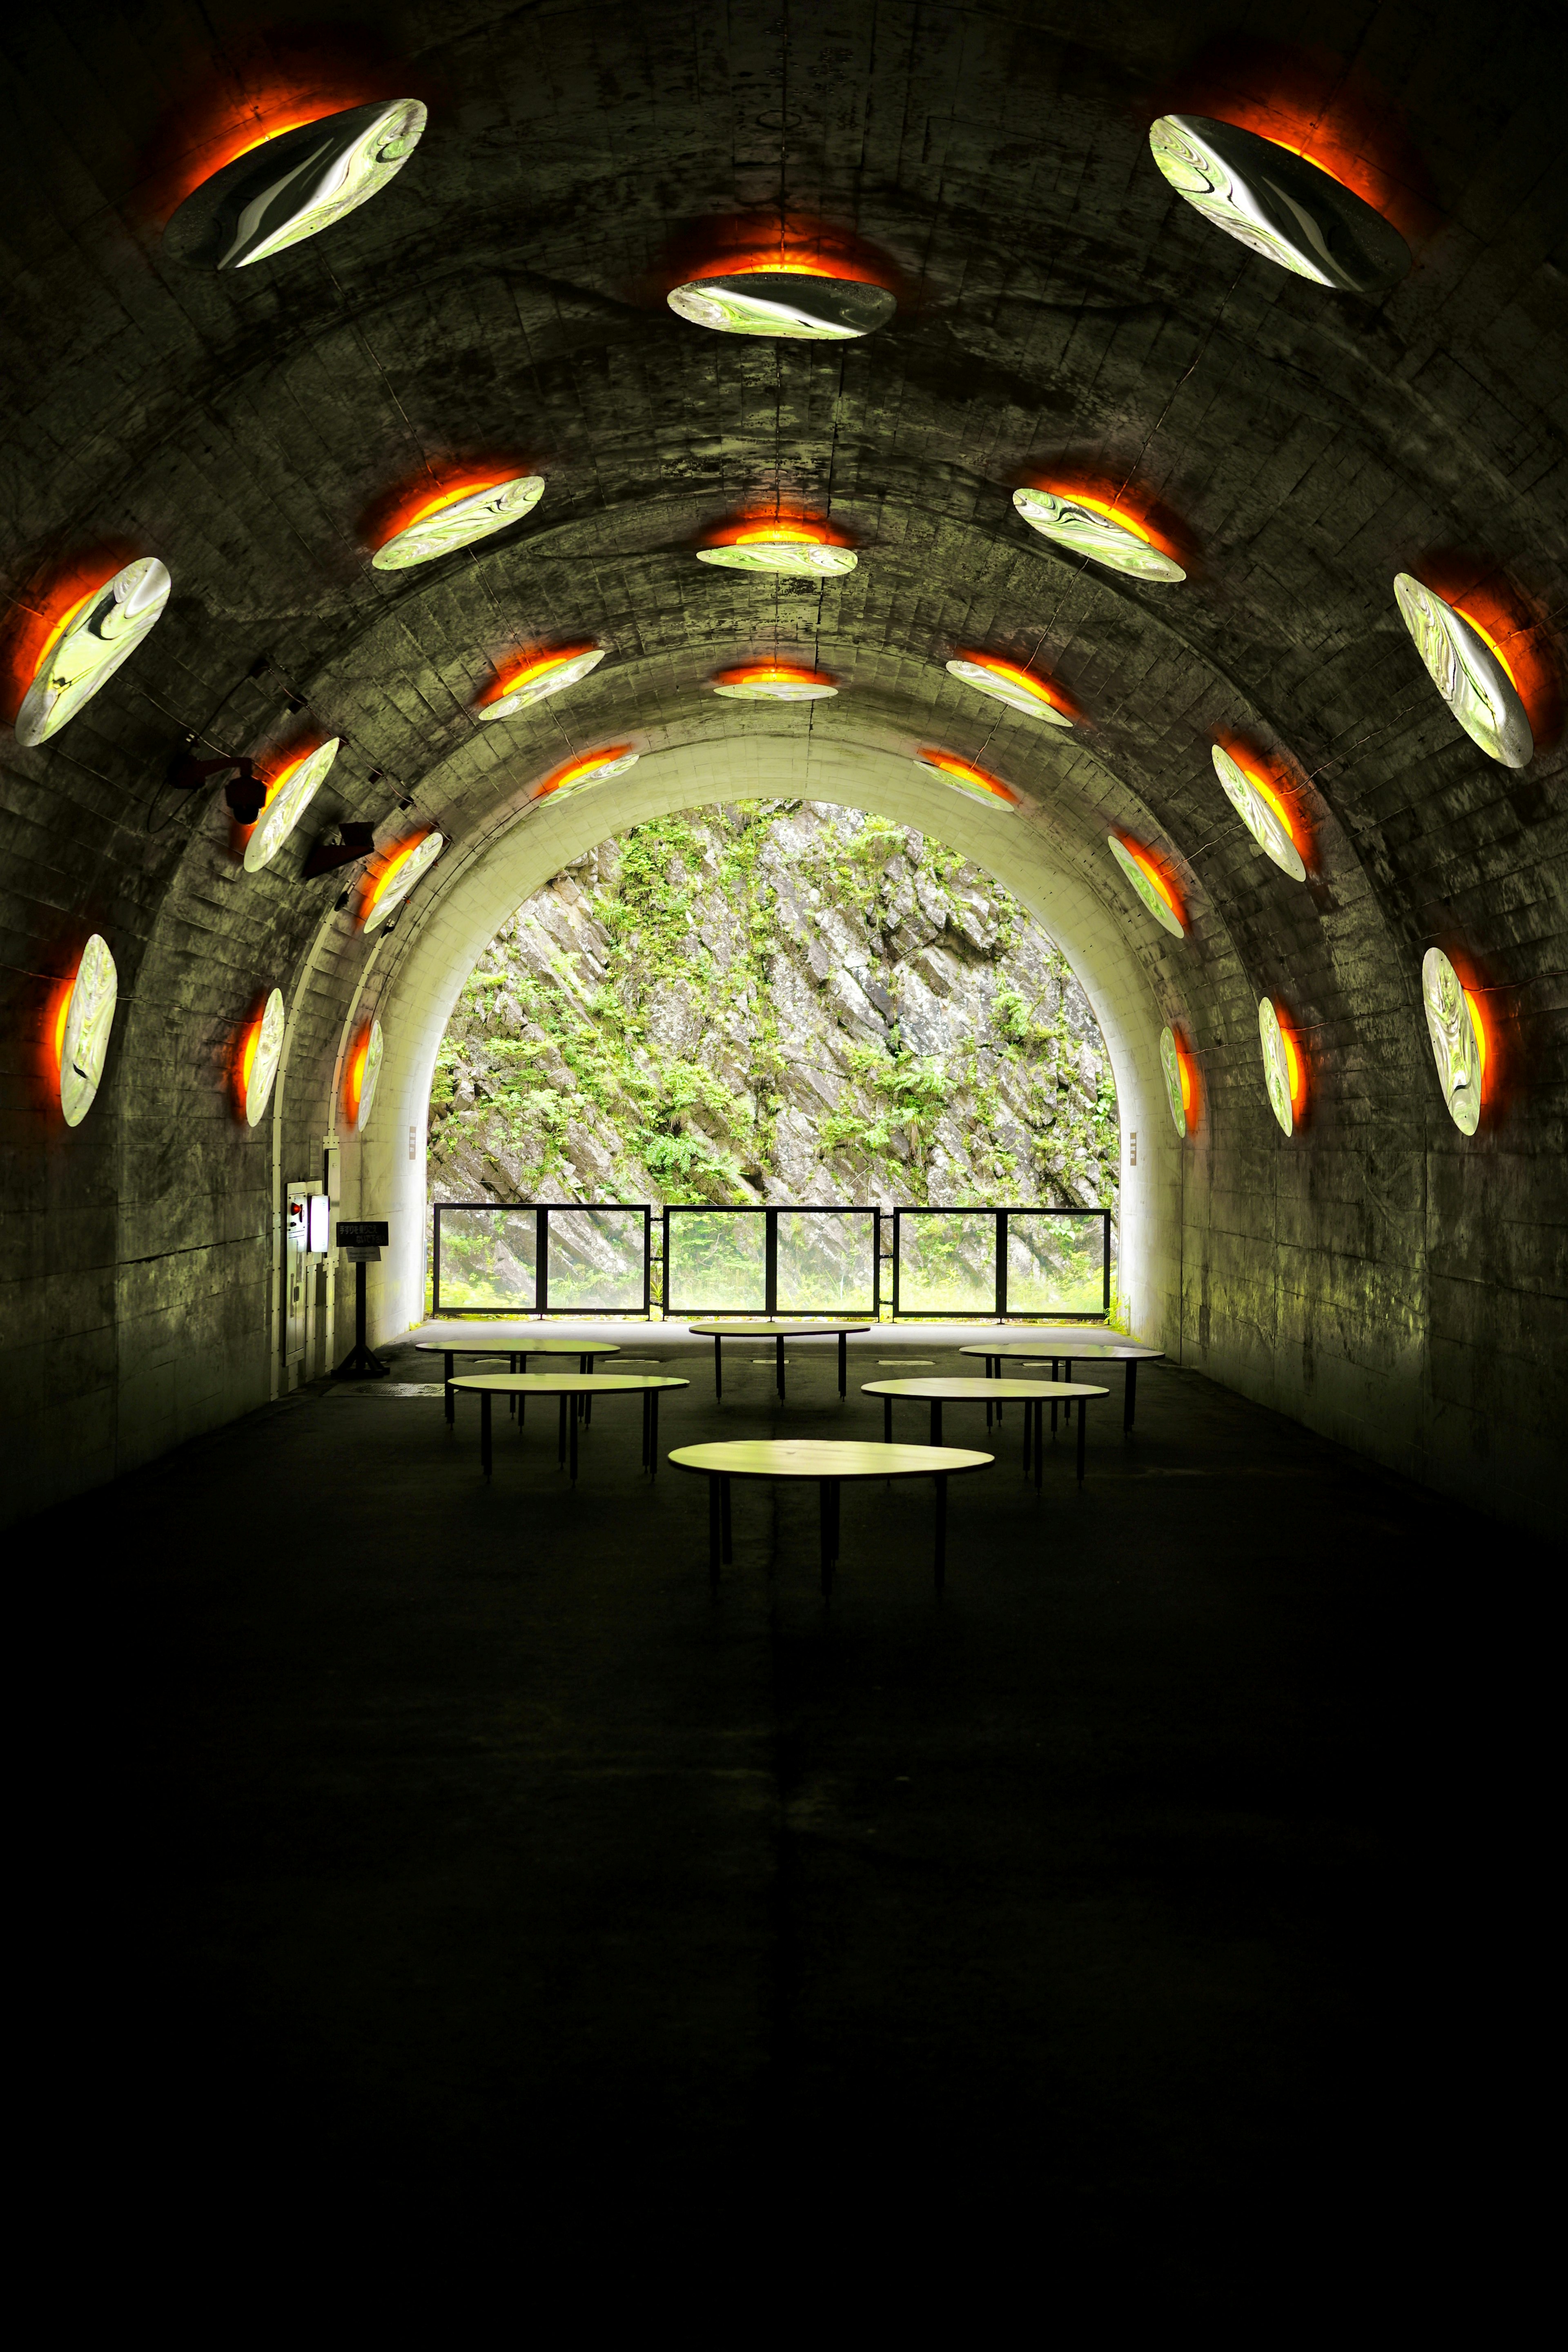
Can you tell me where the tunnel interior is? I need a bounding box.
[4,9,1562,1526]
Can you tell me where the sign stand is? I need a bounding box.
[332,1222,391,1379]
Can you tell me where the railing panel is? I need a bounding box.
[546,1207,648,1313]
[775,1208,878,1314]
[1006,1210,1110,1315]
[433,1206,537,1314]
[665,1208,768,1315]
[895,1211,997,1315]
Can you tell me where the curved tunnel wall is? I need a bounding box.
[2,0,1562,1534]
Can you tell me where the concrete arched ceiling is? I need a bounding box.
[2,0,1564,1531]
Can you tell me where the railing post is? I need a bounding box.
[996,1209,1008,1318]
[432,1204,442,1317]
[764,1208,778,1316]
[536,1205,549,1314]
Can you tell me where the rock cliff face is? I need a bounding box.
[428,801,1119,1225]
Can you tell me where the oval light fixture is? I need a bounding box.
[372,474,544,572]
[1421,948,1486,1136]
[241,989,286,1127]
[946,653,1074,728]
[532,746,641,804]
[56,933,118,1128]
[1159,1026,1194,1139]
[170,100,428,270]
[1013,487,1185,583]
[1258,997,1302,1136]
[668,271,895,340]
[1108,835,1185,937]
[1211,745,1307,882]
[712,663,837,702]
[362,831,444,932]
[15,558,171,747]
[477,644,605,721]
[1149,115,1410,298]
[697,523,857,578]
[347,1018,384,1129]
[912,749,1019,809]
[1393,576,1533,769]
[244,737,341,873]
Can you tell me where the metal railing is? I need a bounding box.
[430,1200,1111,1321]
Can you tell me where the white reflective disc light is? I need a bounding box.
[244,737,341,873]
[1148,115,1410,297]
[214,100,427,269]
[1107,835,1185,937]
[373,475,544,572]
[16,559,171,747]
[697,539,858,577]
[536,750,641,802]
[1421,949,1484,1136]
[1258,998,1295,1136]
[58,933,118,1127]
[480,647,606,720]
[1393,576,1533,769]
[357,1019,384,1127]
[946,657,1074,728]
[712,671,837,701]
[363,831,445,931]
[668,273,895,340]
[1014,488,1185,582]
[1159,1027,1187,1139]
[1211,745,1307,882]
[244,989,285,1127]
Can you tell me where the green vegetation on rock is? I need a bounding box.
[428,800,1119,1225]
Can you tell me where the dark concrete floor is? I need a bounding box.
[28,1336,1490,2299]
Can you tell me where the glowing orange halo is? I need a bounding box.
[1118,835,1183,921]
[1218,740,1305,855]
[477,643,601,709]
[345,1027,372,1123]
[913,748,1019,806]
[534,745,638,800]
[952,650,1074,717]
[713,662,835,688]
[361,831,430,925]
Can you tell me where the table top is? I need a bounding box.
[958,1341,1165,1363]
[668,1440,992,1481]
[450,1373,687,1395]
[418,1337,622,1356]
[688,1320,871,1338]
[863,1377,1111,1401]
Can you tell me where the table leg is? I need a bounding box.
[883,1396,893,1445]
[1124,1360,1138,1434]
[776,1334,786,1403]
[443,1352,454,1427]
[481,1391,492,1481]
[720,1475,732,1564]
[1034,1401,1044,1492]
[557,1394,567,1468]
[1076,1399,1088,1488]
[819,1481,837,1599]
[714,1334,722,1400]
[1064,1361,1075,1424]
[641,1388,650,1468]
[708,1475,721,1589]
[581,1354,592,1424]
[838,1330,848,1399]
[650,1388,660,1477]
[516,1354,527,1425]
[1022,1399,1031,1474]
[930,1399,943,1447]
[934,1473,947,1596]
[569,1394,579,1484]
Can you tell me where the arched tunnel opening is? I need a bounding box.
[3,0,1560,2292]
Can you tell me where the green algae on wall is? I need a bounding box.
[428,800,1119,1223]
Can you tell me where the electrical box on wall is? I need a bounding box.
[322,1137,341,1203]
[285,1179,326,1383]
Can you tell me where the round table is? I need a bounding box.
[687,1321,871,1403]
[450,1372,686,1483]
[862,1376,1110,1488]
[958,1341,1165,1431]
[418,1337,621,1425]
[668,1438,991,1596]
